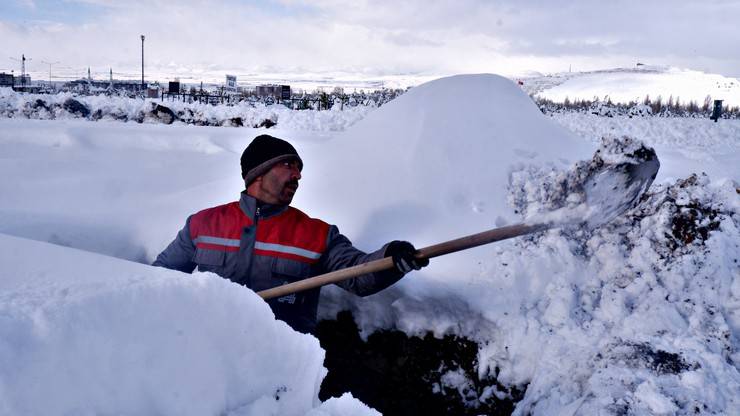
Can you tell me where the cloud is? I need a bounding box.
[18,0,37,9]
[2,0,739,82]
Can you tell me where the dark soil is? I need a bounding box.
[669,202,720,248]
[62,98,90,118]
[152,104,176,124]
[316,311,523,415]
[666,176,722,249]
[256,118,276,128]
[597,341,699,376]
[629,342,698,375]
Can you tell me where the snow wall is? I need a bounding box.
[0,234,379,416]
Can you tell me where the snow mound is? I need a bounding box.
[0,233,375,416]
[302,73,595,250]
[506,173,740,415]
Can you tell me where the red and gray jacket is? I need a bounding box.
[153,192,402,333]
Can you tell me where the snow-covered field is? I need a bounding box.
[0,74,738,415]
[524,66,740,107]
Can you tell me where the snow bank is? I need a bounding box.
[0,88,372,132]
[0,118,247,263]
[0,233,378,416]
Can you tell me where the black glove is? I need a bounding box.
[386,240,429,274]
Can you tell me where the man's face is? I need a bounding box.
[251,159,302,205]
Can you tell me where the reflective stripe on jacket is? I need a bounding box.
[153,192,402,333]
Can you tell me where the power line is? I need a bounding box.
[40,60,61,84]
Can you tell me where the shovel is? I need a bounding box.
[258,151,660,300]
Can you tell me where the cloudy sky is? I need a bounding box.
[1,0,738,86]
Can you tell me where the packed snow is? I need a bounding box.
[1,73,738,415]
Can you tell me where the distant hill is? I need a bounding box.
[520,66,740,107]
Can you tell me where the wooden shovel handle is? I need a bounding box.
[416,222,547,259]
[257,222,548,300]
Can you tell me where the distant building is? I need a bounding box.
[3,73,39,92]
[110,81,143,92]
[0,73,13,87]
[256,84,291,100]
[15,74,31,86]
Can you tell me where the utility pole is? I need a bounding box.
[41,60,60,88]
[140,35,145,92]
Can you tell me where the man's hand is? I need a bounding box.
[386,241,429,274]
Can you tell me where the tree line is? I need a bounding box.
[534,94,740,119]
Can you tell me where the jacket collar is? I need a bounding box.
[239,192,289,220]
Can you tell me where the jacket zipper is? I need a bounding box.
[244,206,260,290]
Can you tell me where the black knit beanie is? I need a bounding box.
[241,135,303,185]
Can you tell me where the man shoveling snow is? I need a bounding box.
[153,134,428,333]
[154,132,659,336]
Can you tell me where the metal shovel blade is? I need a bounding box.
[582,151,660,228]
